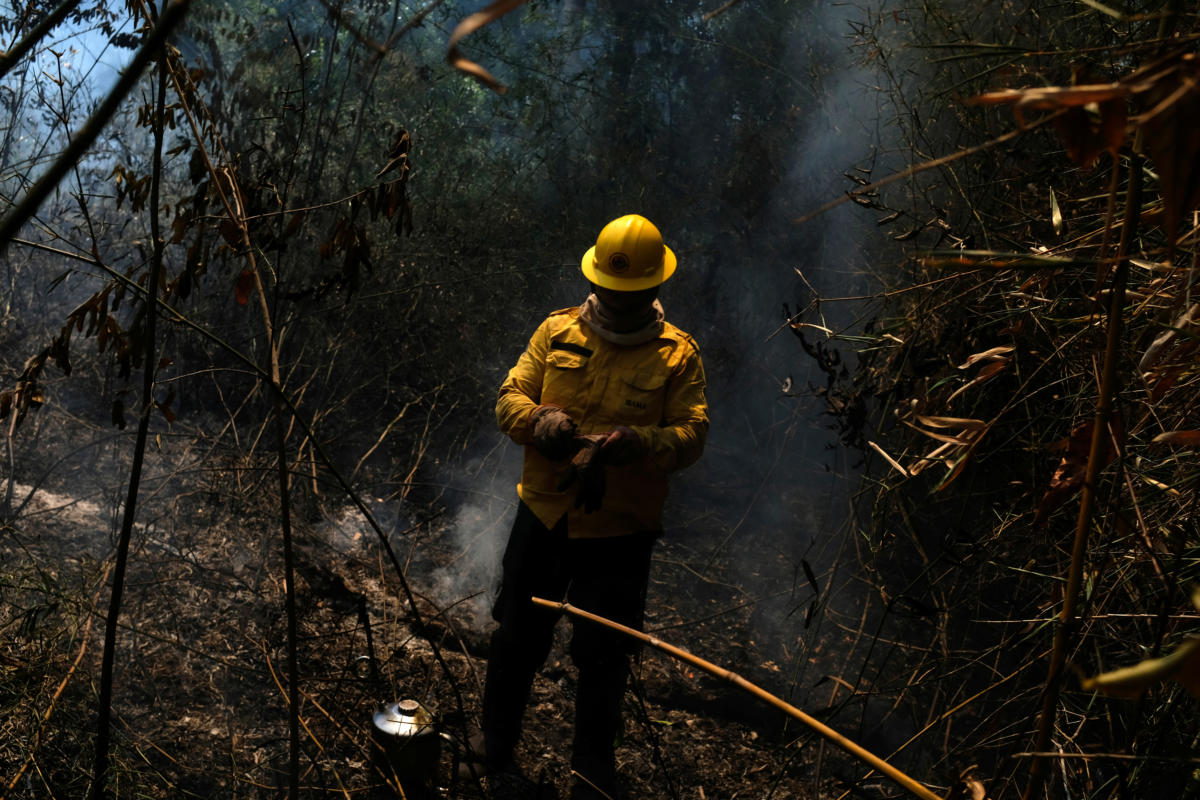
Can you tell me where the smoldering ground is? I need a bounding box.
[414,434,520,633]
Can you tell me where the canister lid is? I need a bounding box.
[372,699,434,738]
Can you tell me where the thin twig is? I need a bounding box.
[793,110,1067,226]
[702,0,749,21]
[1013,751,1200,763]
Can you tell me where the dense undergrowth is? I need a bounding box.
[795,9,1200,797]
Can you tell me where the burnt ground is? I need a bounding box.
[1,406,920,800]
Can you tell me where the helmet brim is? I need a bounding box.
[580,245,677,291]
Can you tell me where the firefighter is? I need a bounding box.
[470,214,709,799]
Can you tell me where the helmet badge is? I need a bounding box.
[608,252,631,273]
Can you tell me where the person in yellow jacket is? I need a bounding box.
[471,214,708,799]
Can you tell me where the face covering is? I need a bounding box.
[578,293,665,345]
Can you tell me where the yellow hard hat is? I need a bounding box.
[580,214,677,291]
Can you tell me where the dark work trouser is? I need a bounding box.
[482,502,657,786]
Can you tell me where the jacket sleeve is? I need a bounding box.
[496,320,550,445]
[633,343,708,473]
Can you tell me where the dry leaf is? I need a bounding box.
[1137,56,1200,253]
[156,387,177,424]
[171,210,189,244]
[1152,430,1200,447]
[1141,476,1180,496]
[904,422,974,446]
[915,415,988,429]
[947,359,1008,405]
[957,346,1014,369]
[285,211,306,236]
[1145,365,1185,403]
[446,0,527,94]
[968,83,1130,111]
[1081,637,1200,699]
[907,440,954,476]
[1098,93,1128,155]
[1140,303,1199,402]
[376,129,410,178]
[867,440,909,477]
[235,270,254,306]
[936,451,973,491]
[1139,302,1199,373]
[1050,187,1063,234]
[1034,416,1125,526]
[904,416,993,491]
[218,218,243,248]
[949,766,990,800]
[1051,98,1127,169]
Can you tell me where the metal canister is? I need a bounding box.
[371,698,439,799]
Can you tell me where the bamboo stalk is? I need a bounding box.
[531,597,945,800]
[89,33,172,800]
[1022,153,1143,800]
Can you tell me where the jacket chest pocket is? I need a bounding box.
[611,369,667,426]
[542,350,589,408]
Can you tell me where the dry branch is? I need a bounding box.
[89,31,174,800]
[532,597,946,800]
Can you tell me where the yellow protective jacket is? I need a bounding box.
[497,307,708,538]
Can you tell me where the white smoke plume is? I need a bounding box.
[423,432,522,633]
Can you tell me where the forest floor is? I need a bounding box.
[0,432,881,800]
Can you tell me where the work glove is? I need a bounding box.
[599,425,645,466]
[556,434,606,513]
[530,404,577,460]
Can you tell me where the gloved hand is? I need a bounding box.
[556,434,606,513]
[530,404,577,460]
[599,425,645,466]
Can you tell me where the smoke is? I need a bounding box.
[314,454,513,635]
[420,432,522,633]
[639,0,906,703]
